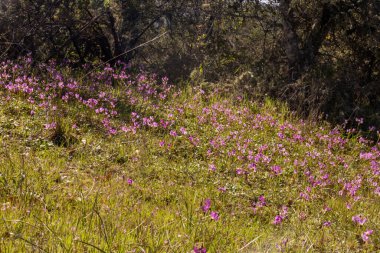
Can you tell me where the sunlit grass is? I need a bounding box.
[0,60,379,252]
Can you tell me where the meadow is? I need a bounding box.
[0,58,379,252]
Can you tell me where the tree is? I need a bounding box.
[278,0,377,81]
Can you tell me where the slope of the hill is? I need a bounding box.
[0,59,379,252]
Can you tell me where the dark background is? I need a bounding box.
[1,0,379,130]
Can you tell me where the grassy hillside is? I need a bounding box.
[1,59,379,252]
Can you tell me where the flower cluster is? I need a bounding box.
[1,57,379,249]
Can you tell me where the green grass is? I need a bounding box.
[0,81,379,252]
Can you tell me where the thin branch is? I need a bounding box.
[238,235,262,252]
[83,31,169,78]
[16,236,48,253]
[75,239,107,253]
[45,11,105,62]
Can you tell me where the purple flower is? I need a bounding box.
[271,165,282,175]
[292,133,303,141]
[44,122,57,130]
[352,215,367,225]
[258,195,266,206]
[248,163,257,172]
[280,206,288,217]
[322,206,332,214]
[127,178,133,185]
[323,221,331,227]
[193,246,207,253]
[355,117,364,125]
[273,215,283,225]
[189,136,199,146]
[180,127,187,135]
[108,128,117,135]
[202,199,211,213]
[236,168,245,175]
[218,187,226,192]
[361,229,373,242]
[208,164,216,172]
[299,192,310,201]
[210,211,219,221]
[360,152,374,160]
[369,126,376,132]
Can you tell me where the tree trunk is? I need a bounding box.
[279,0,365,82]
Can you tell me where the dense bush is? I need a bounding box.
[0,0,379,128]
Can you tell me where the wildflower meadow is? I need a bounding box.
[1,58,379,252]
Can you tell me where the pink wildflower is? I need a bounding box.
[352,215,367,225]
[273,215,283,225]
[193,246,207,253]
[202,199,211,213]
[210,211,219,221]
[361,229,373,242]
